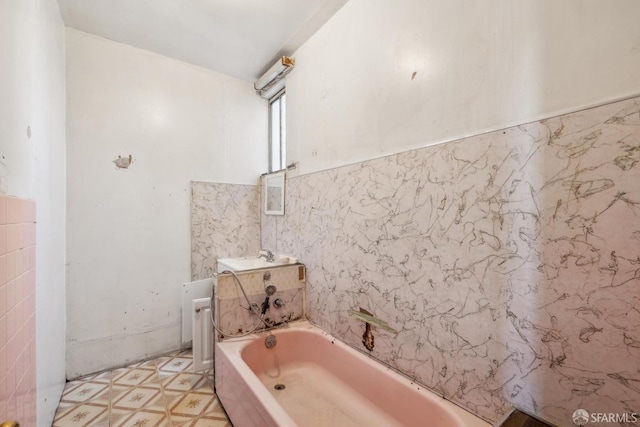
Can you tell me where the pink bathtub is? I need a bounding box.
[215,321,491,427]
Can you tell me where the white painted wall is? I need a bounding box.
[287,0,640,176]
[65,29,267,377]
[56,0,349,82]
[0,0,67,424]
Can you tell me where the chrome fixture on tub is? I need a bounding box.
[258,249,275,263]
[265,334,277,348]
[261,284,277,315]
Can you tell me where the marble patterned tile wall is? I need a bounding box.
[265,97,640,426]
[191,181,261,281]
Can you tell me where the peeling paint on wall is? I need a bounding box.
[113,154,133,169]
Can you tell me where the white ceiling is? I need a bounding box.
[56,0,348,82]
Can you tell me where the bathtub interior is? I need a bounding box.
[216,321,492,427]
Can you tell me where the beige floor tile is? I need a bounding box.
[53,401,77,421]
[109,409,132,425]
[170,391,216,418]
[62,379,87,394]
[86,370,113,384]
[157,356,194,376]
[129,359,158,369]
[112,409,168,427]
[205,399,229,418]
[54,350,230,427]
[163,373,208,393]
[190,418,231,427]
[112,367,158,387]
[163,389,186,404]
[190,402,232,427]
[112,386,163,411]
[175,416,230,427]
[61,381,110,404]
[53,402,109,427]
[170,414,198,425]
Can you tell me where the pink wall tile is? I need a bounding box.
[6,281,16,313]
[0,256,6,287]
[0,198,6,225]
[0,227,6,256]
[6,311,16,341]
[0,195,36,426]
[5,253,15,285]
[0,287,6,317]
[6,225,18,254]
[5,202,14,224]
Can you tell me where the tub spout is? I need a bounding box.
[260,296,270,316]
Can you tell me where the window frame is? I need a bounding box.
[268,89,286,172]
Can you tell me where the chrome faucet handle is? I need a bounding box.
[273,298,284,308]
[265,250,274,262]
[259,249,275,262]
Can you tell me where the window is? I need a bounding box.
[269,91,286,172]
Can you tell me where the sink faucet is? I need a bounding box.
[258,249,275,263]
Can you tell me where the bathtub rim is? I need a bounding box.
[215,319,493,427]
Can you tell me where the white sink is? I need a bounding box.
[217,256,293,272]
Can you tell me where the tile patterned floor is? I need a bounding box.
[53,350,231,427]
